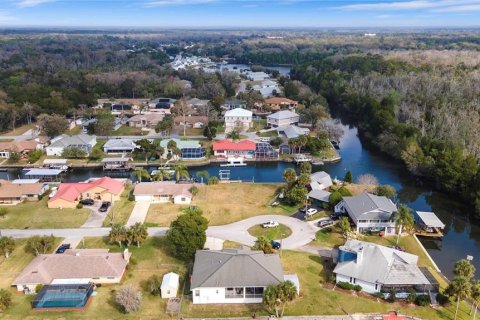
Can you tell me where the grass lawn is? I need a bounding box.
[249,119,267,132]
[65,125,82,135]
[0,197,91,229]
[102,185,135,227]
[112,125,143,136]
[257,130,279,138]
[0,124,35,136]
[146,183,298,226]
[312,226,346,248]
[248,224,292,240]
[181,128,203,136]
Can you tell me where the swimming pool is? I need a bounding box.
[32,284,94,309]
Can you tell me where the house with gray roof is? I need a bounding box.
[277,125,309,139]
[103,138,139,154]
[267,110,299,128]
[191,248,298,304]
[46,134,97,156]
[334,240,432,294]
[335,193,398,235]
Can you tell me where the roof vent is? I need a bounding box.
[76,253,80,256]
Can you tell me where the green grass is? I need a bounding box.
[0,197,91,229]
[248,119,267,132]
[312,227,346,248]
[102,185,135,227]
[257,130,279,138]
[65,125,82,135]
[112,125,143,136]
[0,138,14,142]
[248,224,292,240]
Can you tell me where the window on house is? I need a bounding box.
[375,284,378,290]
[195,290,200,297]
[225,287,244,299]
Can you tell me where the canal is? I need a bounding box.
[1,123,476,279]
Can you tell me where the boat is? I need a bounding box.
[220,157,247,167]
[311,160,324,166]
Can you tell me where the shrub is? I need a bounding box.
[89,148,103,160]
[76,203,83,209]
[208,176,219,185]
[147,275,162,296]
[386,289,397,303]
[436,292,450,306]
[415,294,430,306]
[353,285,362,292]
[373,292,385,299]
[337,186,352,197]
[407,289,417,303]
[321,227,332,234]
[337,281,354,290]
[115,286,142,313]
[28,150,43,163]
[0,289,12,312]
[35,284,44,293]
[8,152,20,163]
[0,207,8,219]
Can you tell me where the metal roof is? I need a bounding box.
[26,169,62,176]
[101,157,130,162]
[342,193,397,221]
[308,189,331,202]
[416,211,445,229]
[267,110,298,120]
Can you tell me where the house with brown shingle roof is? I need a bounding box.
[133,181,193,204]
[264,97,298,111]
[0,179,48,204]
[0,140,38,159]
[12,249,131,293]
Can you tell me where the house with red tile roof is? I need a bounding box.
[212,140,256,159]
[48,177,125,209]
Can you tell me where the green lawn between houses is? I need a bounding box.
[0,197,91,229]
[248,224,292,240]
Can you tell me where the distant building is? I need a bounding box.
[245,71,270,81]
[335,193,398,235]
[267,110,299,128]
[129,113,165,129]
[264,97,298,110]
[224,108,253,133]
[187,98,210,109]
[223,99,247,110]
[149,98,176,109]
[334,239,432,294]
[191,248,299,304]
[173,115,208,128]
[46,134,97,156]
[103,138,138,154]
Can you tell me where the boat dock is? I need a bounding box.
[414,211,445,238]
[102,157,133,172]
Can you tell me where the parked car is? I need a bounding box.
[318,219,334,228]
[304,208,318,219]
[262,221,279,228]
[56,243,71,254]
[80,199,95,206]
[99,201,111,212]
[271,240,281,250]
[48,187,58,199]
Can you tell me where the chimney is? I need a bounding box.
[123,248,130,261]
[356,246,364,265]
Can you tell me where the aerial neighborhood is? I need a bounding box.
[0,28,476,320]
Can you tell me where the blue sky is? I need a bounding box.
[1,0,480,28]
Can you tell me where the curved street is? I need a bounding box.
[0,214,320,250]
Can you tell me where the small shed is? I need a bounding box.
[415,211,445,229]
[161,272,180,298]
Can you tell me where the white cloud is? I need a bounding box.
[16,0,58,8]
[336,0,480,11]
[0,11,16,23]
[144,0,217,7]
[433,4,480,11]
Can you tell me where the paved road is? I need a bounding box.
[126,201,151,226]
[0,215,319,250]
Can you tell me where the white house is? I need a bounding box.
[267,110,299,128]
[190,248,299,304]
[103,138,138,154]
[277,125,309,139]
[224,108,253,133]
[46,134,97,156]
[335,193,397,235]
[161,272,180,298]
[310,171,333,190]
[334,240,431,294]
[133,182,193,204]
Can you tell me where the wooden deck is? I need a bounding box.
[414,226,444,238]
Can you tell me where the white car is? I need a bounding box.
[262,221,279,228]
[49,187,58,199]
[305,208,318,218]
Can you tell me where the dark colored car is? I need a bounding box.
[299,206,309,213]
[318,219,334,228]
[80,199,95,206]
[56,243,71,254]
[271,240,281,250]
[99,201,111,212]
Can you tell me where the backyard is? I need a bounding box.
[0,197,91,229]
[146,183,298,226]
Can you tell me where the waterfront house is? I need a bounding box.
[245,71,270,81]
[335,193,398,235]
[264,97,298,110]
[334,239,432,294]
[267,110,300,128]
[46,134,97,156]
[190,248,299,304]
[224,108,253,133]
[159,138,206,160]
[212,140,256,159]
[129,113,165,129]
[48,176,125,209]
[223,99,247,110]
[12,248,130,293]
[0,179,48,205]
[0,140,38,159]
[103,138,138,154]
[310,171,333,190]
[277,125,309,139]
[133,181,193,204]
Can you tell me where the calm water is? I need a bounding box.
[1,123,476,278]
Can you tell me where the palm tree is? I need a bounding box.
[128,223,148,247]
[471,280,480,319]
[196,170,210,184]
[263,281,297,318]
[453,259,476,279]
[133,168,150,182]
[297,134,308,153]
[108,224,127,247]
[175,164,190,181]
[393,205,414,245]
[152,169,171,181]
[283,168,297,185]
[297,173,311,187]
[0,236,15,258]
[447,276,472,320]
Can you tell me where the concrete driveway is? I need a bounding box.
[81,201,110,228]
[126,201,151,226]
[207,215,318,249]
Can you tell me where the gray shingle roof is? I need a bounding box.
[267,110,298,121]
[103,138,137,150]
[49,134,96,148]
[310,171,333,190]
[308,189,331,202]
[334,240,430,286]
[416,211,445,228]
[191,248,284,289]
[342,193,397,220]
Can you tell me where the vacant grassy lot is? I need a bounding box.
[146,183,297,226]
[0,197,91,229]
[113,125,143,136]
[0,124,35,136]
[248,224,292,240]
[102,185,135,227]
